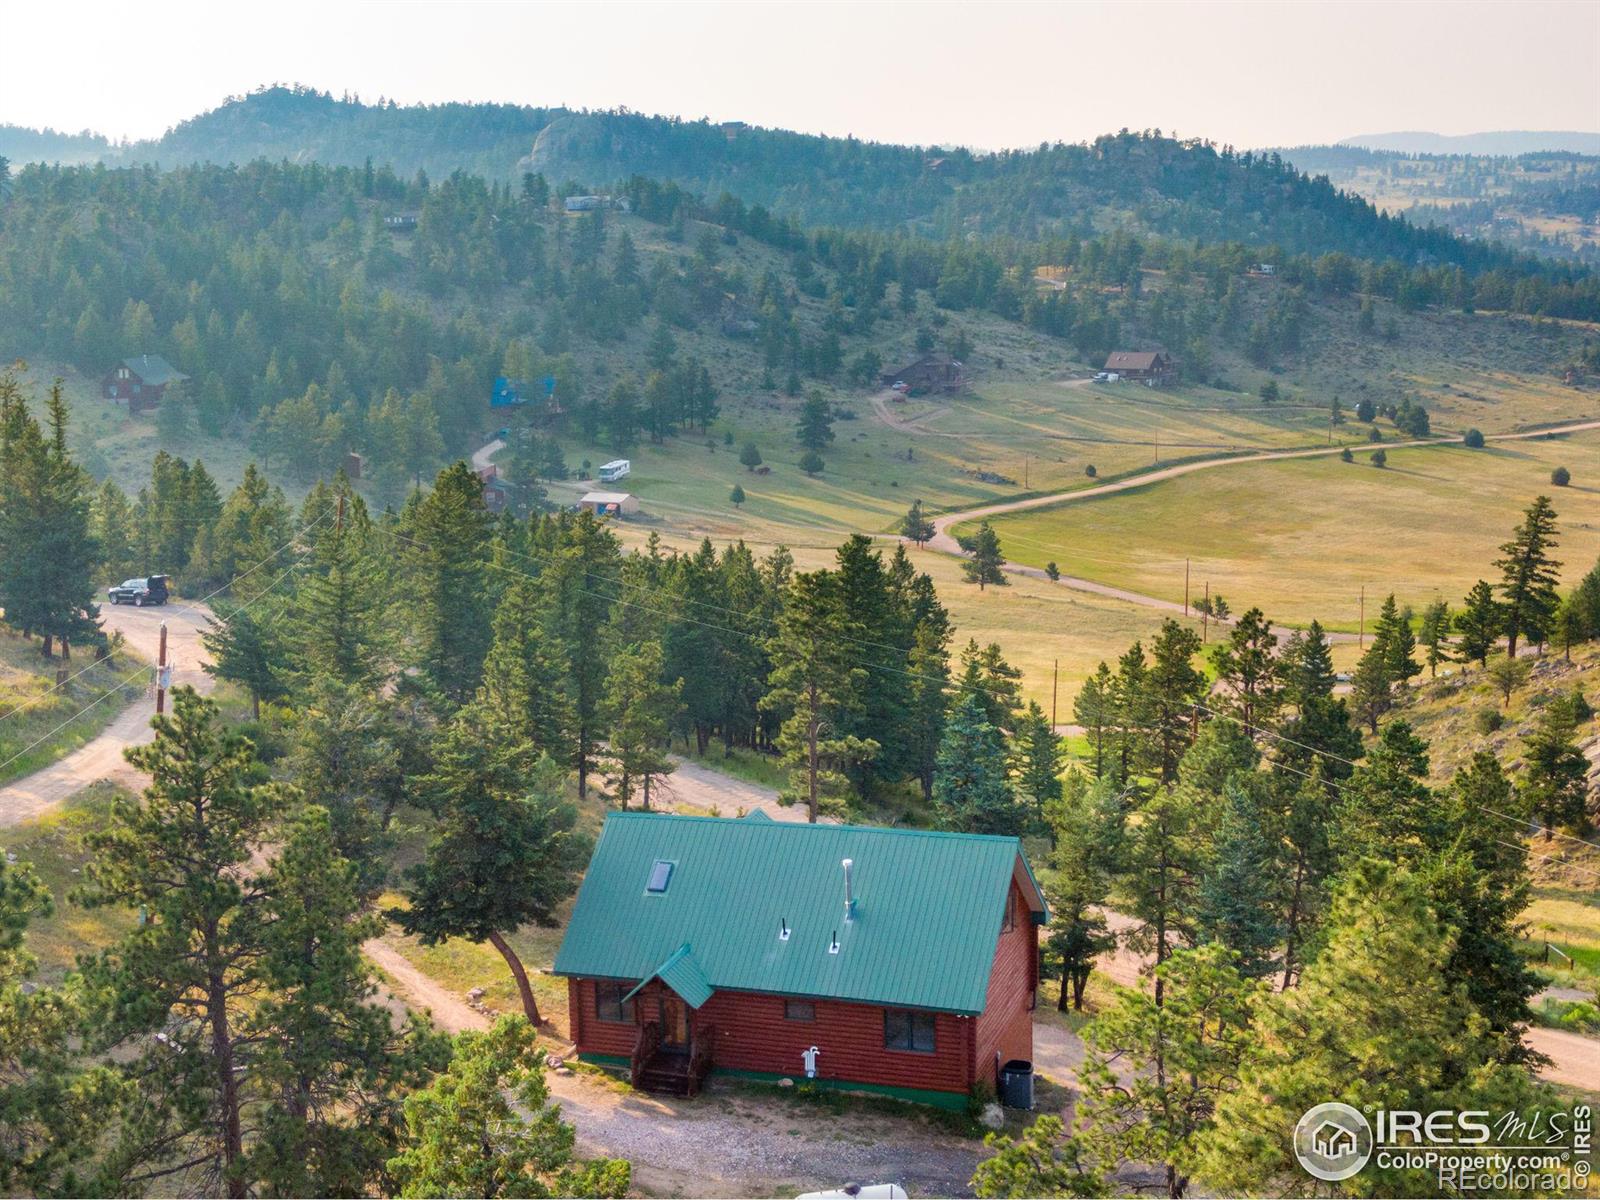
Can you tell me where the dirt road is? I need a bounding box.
[370,932,986,1197]
[925,416,1600,634]
[0,603,214,827]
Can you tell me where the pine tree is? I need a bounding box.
[1456,579,1501,667]
[202,602,288,720]
[1044,776,1122,1011]
[963,521,1008,589]
[1080,945,1257,1200]
[1208,607,1280,732]
[405,461,492,704]
[738,442,763,471]
[542,511,622,799]
[1073,662,1116,778]
[1200,864,1554,1196]
[248,807,447,1196]
[600,640,683,811]
[75,688,278,1197]
[1195,781,1282,977]
[796,389,835,452]
[292,494,388,687]
[1418,598,1453,676]
[1145,620,1206,784]
[761,570,878,822]
[387,1016,629,1199]
[1520,703,1589,838]
[1280,619,1337,708]
[1495,495,1562,656]
[480,576,575,764]
[935,691,1018,834]
[970,1116,1106,1199]
[1014,701,1063,833]
[394,715,586,1027]
[900,499,935,546]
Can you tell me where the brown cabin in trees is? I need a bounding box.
[1102,351,1175,384]
[102,355,188,416]
[554,813,1046,1108]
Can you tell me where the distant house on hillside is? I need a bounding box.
[102,354,188,416]
[1102,351,1175,385]
[879,354,966,394]
[554,812,1046,1105]
[564,194,631,214]
[383,212,419,232]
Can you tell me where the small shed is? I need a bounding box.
[578,491,639,517]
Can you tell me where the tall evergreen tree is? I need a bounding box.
[404,462,492,704]
[600,640,683,811]
[1208,607,1280,732]
[962,521,1008,589]
[1495,495,1561,657]
[934,691,1018,835]
[761,570,878,821]
[394,714,586,1027]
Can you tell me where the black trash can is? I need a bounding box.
[999,1059,1034,1110]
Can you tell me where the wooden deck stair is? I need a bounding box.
[631,1021,716,1097]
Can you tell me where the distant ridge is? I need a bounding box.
[1339,130,1600,156]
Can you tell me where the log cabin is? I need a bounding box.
[102,354,188,416]
[553,811,1046,1109]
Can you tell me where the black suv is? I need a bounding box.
[107,575,170,606]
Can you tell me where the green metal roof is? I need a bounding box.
[554,813,1046,1015]
[622,942,715,1009]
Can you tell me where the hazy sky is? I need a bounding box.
[4,0,1597,149]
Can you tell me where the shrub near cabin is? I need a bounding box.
[555,812,1046,1106]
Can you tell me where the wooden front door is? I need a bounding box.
[660,995,690,1052]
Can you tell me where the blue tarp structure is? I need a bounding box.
[491,376,557,408]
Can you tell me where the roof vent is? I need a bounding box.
[842,858,856,921]
[779,917,790,942]
[646,860,674,894]
[829,930,839,955]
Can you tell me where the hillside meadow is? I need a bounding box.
[962,433,1600,632]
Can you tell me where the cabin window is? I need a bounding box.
[1002,891,1015,933]
[883,1008,936,1053]
[595,982,635,1024]
[784,1000,815,1022]
[645,860,674,894]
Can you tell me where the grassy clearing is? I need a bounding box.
[0,783,135,981]
[963,434,1600,631]
[0,628,143,787]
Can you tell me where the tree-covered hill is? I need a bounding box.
[9,86,1599,281]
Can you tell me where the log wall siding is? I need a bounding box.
[569,879,1041,1098]
[569,977,641,1057]
[971,879,1037,1088]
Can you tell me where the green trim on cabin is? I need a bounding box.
[572,1052,967,1112]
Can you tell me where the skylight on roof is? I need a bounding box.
[646,860,674,894]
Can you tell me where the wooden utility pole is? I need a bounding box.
[1051,658,1059,730]
[1184,558,1190,616]
[336,490,346,532]
[155,621,169,715]
[1202,581,1210,643]
[1023,456,1029,489]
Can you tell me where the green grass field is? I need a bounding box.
[961,433,1600,631]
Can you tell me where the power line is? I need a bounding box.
[0,524,326,780]
[0,513,333,724]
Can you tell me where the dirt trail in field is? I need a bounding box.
[924,416,1600,639]
[0,603,215,827]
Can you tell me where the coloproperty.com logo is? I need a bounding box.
[1294,1102,1593,1192]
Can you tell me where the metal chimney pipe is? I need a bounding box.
[842,858,855,921]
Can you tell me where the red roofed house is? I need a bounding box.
[553,812,1046,1109]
